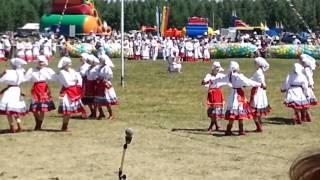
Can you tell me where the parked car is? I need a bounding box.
[14,31,31,38]
[281,33,308,44]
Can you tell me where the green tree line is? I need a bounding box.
[0,0,319,33]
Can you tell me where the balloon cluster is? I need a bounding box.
[209,43,257,58]
[66,43,119,58]
[65,43,96,57]
[267,45,320,59]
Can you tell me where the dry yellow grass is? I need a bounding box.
[0,58,319,180]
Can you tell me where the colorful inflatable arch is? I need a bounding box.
[40,0,111,35]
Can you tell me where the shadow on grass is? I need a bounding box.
[51,115,99,121]
[39,129,63,133]
[0,129,13,134]
[171,128,226,137]
[0,128,66,134]
[0,129,34,134]
[264,117,295,125]
[71,115,88,120]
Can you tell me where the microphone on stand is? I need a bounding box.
[119,128,134,180]
[125,128,133,145]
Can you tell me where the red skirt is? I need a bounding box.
[284,102,311,110]
[128,55,134,60]
[84,80,96,97]
[0,57,6,62]
[179,52,185,58]
[134,54,141,60]
[206,88,225,118]
[62,85,82,102]
[58,85,85,115]
[203,58,210,62]
[186,56,193,62]
[94,80,118,106]
[30,82,55,112]
[207,88,224,108]
[95,80,108,97]
[81,77,87,96]
[31,82,52,102]
[82,80,96,105]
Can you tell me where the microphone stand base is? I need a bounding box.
[119,174,126,180]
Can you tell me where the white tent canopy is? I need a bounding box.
[19,23,39,31]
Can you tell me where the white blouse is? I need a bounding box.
[203,73,229,88]
[185,42,193,51]
[85,66,98,81]
[170,46,179,58]
[79,63,90,77]
[96,65,113,81]
[250,68,266,86]
[57,68,82,87]
[25,42,33,50]
[24,67,56,83]
[0,43,4,50]
[214,72,261,88]
[16,42,25,50]
[303,67,314,87]
[0,69,25,86]
[282,72,308,93]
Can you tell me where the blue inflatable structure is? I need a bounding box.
[186,17,209,38]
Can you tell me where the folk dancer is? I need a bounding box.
[281,63,310,124]
[202,62,228,132]
[25,56,56,130]
[57,57,85,131]
[299,54,318,122]
[249,57,271,132]
[94,55,118,119]
[0,58,28,133]
[212,61,262,136]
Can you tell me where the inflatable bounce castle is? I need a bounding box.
[185,17,209,37]
[40,0,111,35]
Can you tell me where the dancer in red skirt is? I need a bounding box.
[82,54,100,118]
[201,61,228,132]
[249,57,271,132]
[56,57,85,131]
[185,38,194,62]
[281,63,311,124]
[94,55,118,120]
[25,56,56,130]
[212,61,262,136]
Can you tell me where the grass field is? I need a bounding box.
[0,57,319,180]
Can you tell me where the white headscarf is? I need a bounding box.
[99,54,114,68]
[229,61,240,72]
[211,61,224,72]
[300,54,316,70]
[57,57,72,69]
[11,58,27,68]
[255,57,270,71]
[88,55,100,64]
[37,55,48,66]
